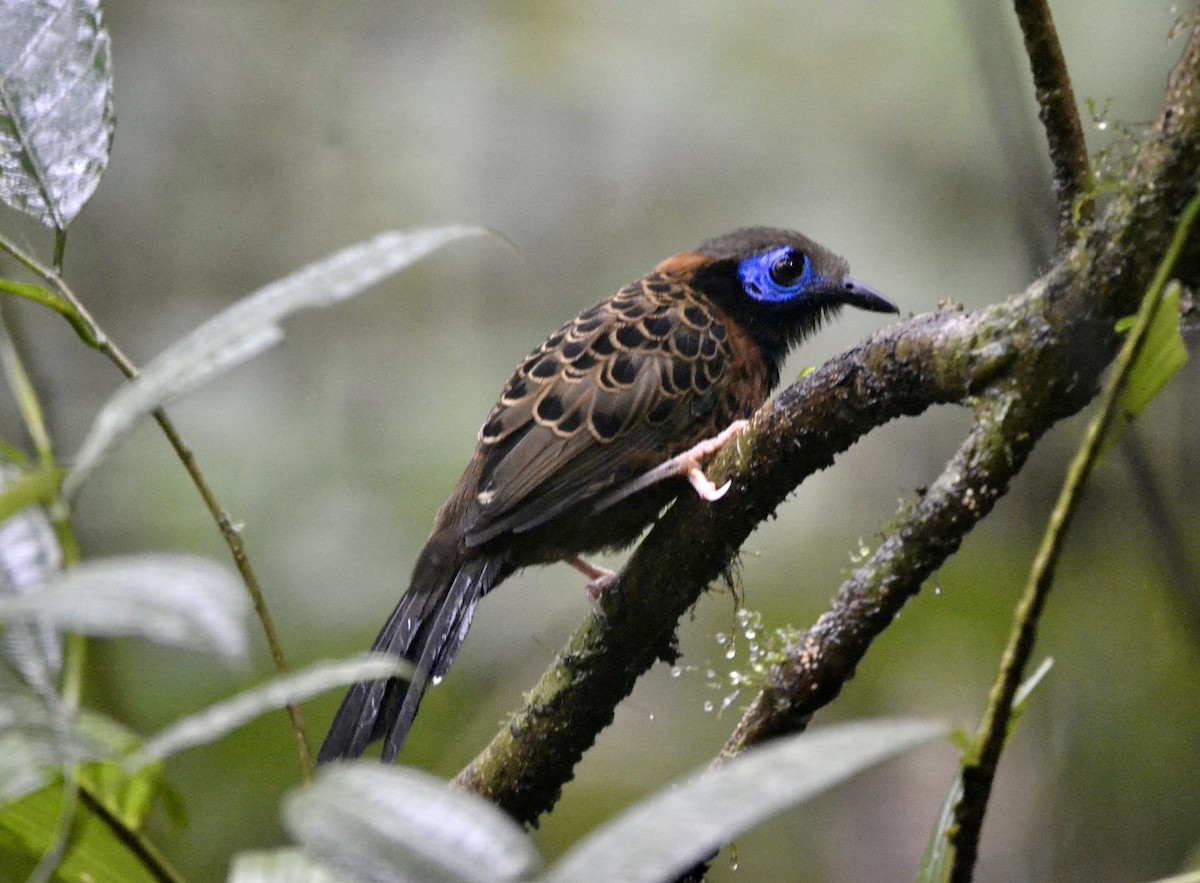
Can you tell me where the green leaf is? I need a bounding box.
[0,0,115,228]
[0,782,166,883]
[0,554,248,660]
[228,849,352,883]
[0,692,112,798]
[129,655,412,769]
[1118,281,1187,418]
[0,696,159,804]
[0,279,96,344]
[1099,282,1188,461]
[63,226,486,497]
[0,279,72,319]
[915,767,961,883]
[284,764,542,883]
[544,718,945,883]
[0,462,67,683]
[0,464,64,523]
[74,714,182,834]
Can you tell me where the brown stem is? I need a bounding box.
[0,236,314,779]
[1013,0,1092,243]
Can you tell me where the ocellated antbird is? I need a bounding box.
[318,227,898,763]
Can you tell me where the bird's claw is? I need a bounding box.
[570,555,617,599]
[593,420,748,512]
[686,467,732,501]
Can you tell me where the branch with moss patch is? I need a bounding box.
[455,18,1200,828]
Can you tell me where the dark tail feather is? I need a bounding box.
[317,552,502,763]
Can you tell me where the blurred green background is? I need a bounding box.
[2,2,1198,881]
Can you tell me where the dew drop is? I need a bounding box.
[703,700,715,713]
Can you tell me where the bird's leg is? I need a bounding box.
[570,555,617,599]
[593,419,750,513]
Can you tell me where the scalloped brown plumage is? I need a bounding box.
[319,227,897,763]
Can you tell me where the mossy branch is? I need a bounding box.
[948,191,1200,883]
[456,17,1200,828]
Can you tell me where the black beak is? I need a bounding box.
[834,277,899,314]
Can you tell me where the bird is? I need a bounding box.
[318,227,898,763]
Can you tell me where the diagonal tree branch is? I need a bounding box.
[719,386,1041,759]
[718,14,1200,766]
[454,302,1042,822]
[456,15,1200,829]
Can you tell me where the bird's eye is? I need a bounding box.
[737,246,819,303]
[769,251,806,287]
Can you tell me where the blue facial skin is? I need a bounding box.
[737,246,827,304]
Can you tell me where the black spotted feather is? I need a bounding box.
[466,275,734,546]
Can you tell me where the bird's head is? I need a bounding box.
[666,227,898,374]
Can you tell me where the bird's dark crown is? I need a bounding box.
[678,227,890,381]
[696,226,850,281]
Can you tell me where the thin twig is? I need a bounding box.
[1012,0,1092,242]
[52,228,66,275]
[948,189,1200,882]
[0,232,314,779]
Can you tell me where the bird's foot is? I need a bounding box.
[570,555,616,599]
[593,420,750,511]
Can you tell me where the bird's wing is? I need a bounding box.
[461,277,734,547]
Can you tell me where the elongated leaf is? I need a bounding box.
[1100,282,1188,461]
[228,849,352,883]
[544,718,945,883]
[0,698,109,801]
[73,711,175,832]
[132,655,412,768]
[0,693,144,803]
[0,0,115,227]
[0,279,78,323]
[284,764,541,883]
[0,734,62,802]
[1118,281,1187,418]
[0,554,248,660]
[0,464,64,524]
[64,225,485,497]
[0,464,65,682]
[0,781,164,883]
